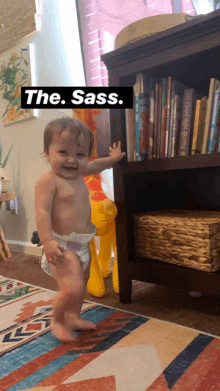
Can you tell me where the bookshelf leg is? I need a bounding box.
[119,277,132,304]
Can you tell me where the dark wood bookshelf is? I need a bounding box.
[101,9,220,304]
[126,153,220,173]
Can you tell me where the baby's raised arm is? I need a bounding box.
[84,141,126,177]
[35,173,64,265]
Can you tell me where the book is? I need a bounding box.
[149,77,157,159]
[172,95,178,156]
[208,88,220,153]
[154,82,160,158]
[215,113,220,152]
[134,74,141,161]
[170,80,186,157]
[165,77,172,158]
[202,78,220,154]
[213,113,220,152]
[160,78,167,158]
[139,74,150,160]
[191,97,207,155]
[158,84,162,159]
[217,121,220,152]
[179,88,199,156]
[168,79,175,157]
[191,99,202,155]
[125,94,135,161]
[174,94,185,156]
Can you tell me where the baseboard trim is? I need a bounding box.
[6,236,102,257]
[7,241,42,256]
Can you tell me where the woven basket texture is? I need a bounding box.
[134,210,220,272]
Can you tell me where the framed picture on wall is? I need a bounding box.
[0,44,36,126]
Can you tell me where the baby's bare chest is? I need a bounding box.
[51,176,91,233]
[53,178,90,209]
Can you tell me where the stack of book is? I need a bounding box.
[125,73,220,161]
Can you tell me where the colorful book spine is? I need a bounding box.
[202,78,220,154]
[168,80,175,157]
[171,95,178,157]
[125,94,135,161]
[154,83,159,158]
[215,113,220,152]
[213,116,220,153]
[171,81,185,157]
[191,100,202,155]
[134,74,141,161]
[208,89,220,153]
[157,84,162,159]
[134,73,150,161]
[191,98,207,155]
[149,78,156,159]
[217,125,220,152]
[174,95,184,156]
[165,77,172,158]
[161,78,167,158]
[139,74,150,160]
[179,88,195,156]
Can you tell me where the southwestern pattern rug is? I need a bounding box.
[0,276,220,391]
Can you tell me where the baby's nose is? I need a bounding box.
[67,156,76,163]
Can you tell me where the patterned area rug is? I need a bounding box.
[1,276,220,391]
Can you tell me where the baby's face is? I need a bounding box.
[46,129,90,180]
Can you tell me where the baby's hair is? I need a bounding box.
[40,116,94,157]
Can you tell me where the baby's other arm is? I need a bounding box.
[35,173,56,244]
[84,141,126,176]
[35,173,65,265]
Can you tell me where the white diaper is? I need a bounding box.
[41,223,96,279]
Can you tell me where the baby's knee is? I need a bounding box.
[61,278,85,299]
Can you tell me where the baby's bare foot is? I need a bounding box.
[51,318,77,342]
[66,313,97,331]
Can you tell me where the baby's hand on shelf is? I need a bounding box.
[109,141,126,163]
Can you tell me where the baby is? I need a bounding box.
[35,116,125,342]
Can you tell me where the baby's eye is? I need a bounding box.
[78,153,85,157]
[59,150,67,154]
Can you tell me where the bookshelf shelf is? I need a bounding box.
[125,153,220,173]
[101,9,220,304]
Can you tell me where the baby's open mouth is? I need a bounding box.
[63,166,77,171]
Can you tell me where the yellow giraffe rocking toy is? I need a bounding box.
[72,109,119,297]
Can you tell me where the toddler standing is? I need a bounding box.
[35,116,125,342]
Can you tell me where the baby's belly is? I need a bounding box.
[51,204,91,235]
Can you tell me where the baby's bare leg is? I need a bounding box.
[66,246,97,331]
[50,250,86,342]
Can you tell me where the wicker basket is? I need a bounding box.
[114,13,192,50]
[134,209,220,272]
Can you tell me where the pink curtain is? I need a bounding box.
[78,0,198,87]
[181,0,197,15]
[89,0,173,36]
